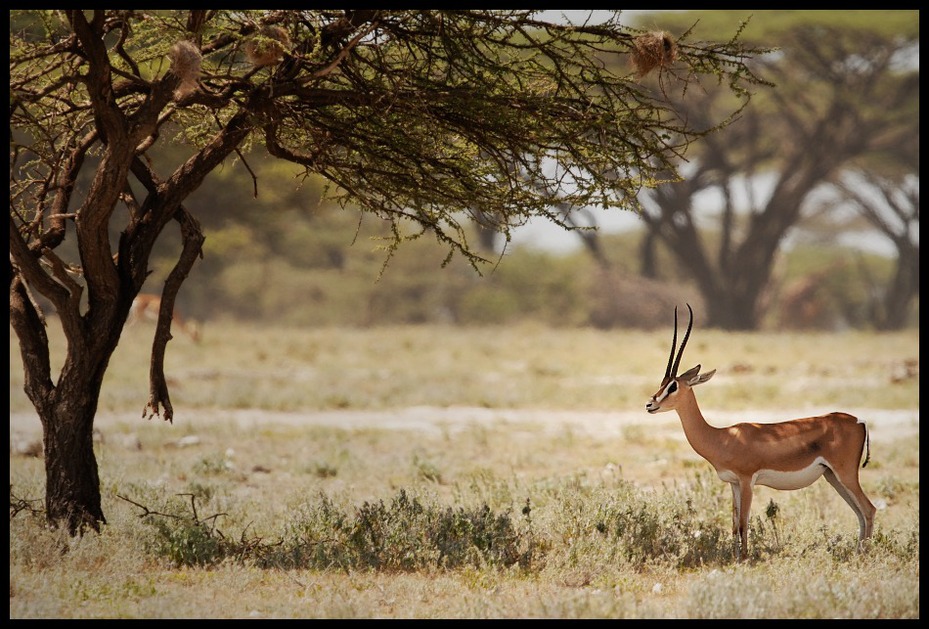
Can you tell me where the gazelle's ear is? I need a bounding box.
[687,369,716,387]
[678,364,701,381]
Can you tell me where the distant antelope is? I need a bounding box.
[645,304,875,560]
[129,293,201,343]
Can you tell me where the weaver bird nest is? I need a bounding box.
[168,40,202,98]
[244,25,292,68]
[630,31,678,78]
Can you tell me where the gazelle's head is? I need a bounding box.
[646,304,716,414]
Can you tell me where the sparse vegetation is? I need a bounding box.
[9,324,919,618]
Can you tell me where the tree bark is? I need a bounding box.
[43,392,107,534]
[24,319,122,533]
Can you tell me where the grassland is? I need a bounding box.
[9,322,920,618]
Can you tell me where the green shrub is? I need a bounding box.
[594,489,733,568]
[149,518,228,567]
[133,488,535,572]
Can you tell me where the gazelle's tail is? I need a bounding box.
[861,423,871,469]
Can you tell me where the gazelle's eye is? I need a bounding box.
[668,381,678,394]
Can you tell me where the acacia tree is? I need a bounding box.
[10,10,766,533]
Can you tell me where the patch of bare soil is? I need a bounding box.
[10,405,919,444]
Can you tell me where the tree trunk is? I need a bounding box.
[42,394,106,534]
[705,296,758,330]
[18,294,127,535]
[26,340,118,535]
[877,244,919,330]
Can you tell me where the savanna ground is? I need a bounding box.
[9,321,920,618]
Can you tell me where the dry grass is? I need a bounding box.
[9,321,919,414]
[9,322,920,618]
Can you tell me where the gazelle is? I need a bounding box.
[129,293,201,343]
[645,304,875,560]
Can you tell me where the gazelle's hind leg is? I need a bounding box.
[823,467,876,545]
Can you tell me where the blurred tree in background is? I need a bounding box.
[609,10,919,330]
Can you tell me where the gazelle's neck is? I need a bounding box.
[673,390,719,460]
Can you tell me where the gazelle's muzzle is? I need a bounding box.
[645,391,671,414]
[645,383,667,413]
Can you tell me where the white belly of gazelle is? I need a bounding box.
[717,458,829,490]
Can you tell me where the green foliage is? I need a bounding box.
[545,472,739,570]
[136,488,534,571]
[597,498,732,568]
[339,490,529,571]
[149,517,228,567]
[130,478,756,571]
[12,8,770,299]
[20,9,765,268]
[130,492,233,568]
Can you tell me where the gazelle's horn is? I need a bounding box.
[664,306,678,380]
[671,303,694,378]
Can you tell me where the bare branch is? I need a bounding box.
[143,206,205,424]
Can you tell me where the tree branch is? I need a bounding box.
[9,271,54,410]
[143,207,205,424]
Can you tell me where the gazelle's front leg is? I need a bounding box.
[730,480,753,560]
[737,481,754,560]
[729,482,740,543]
